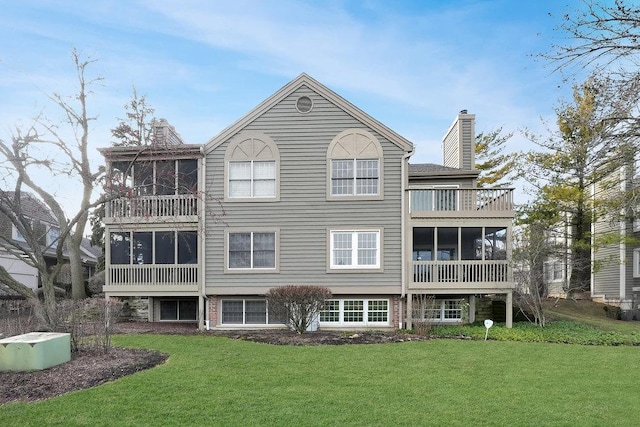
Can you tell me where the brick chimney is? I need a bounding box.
[442,110,475,170]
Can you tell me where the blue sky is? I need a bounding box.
[0,0,588,209]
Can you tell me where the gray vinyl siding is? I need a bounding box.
[442,126,459,169]
[205,85,406,295]
[459,118,474,170]
[593,237,622,298]
[442,115,474,171]
[592,174,627,298]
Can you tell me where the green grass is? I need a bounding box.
[2,334,640,426]
[428,320,640,345]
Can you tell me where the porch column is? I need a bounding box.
[198,295,205,331]
[468,295,476,324]
[406,293,413,330]
[147,296,154,322]
[506,291,513,328]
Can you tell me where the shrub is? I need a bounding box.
[266,285,332,334]
[55,298,124,352]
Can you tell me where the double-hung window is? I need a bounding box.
[229,161,276,198]
[327,129,383,200]
[225,131,280,201]
[330,230,380,269]
[228,231,276,270]
[331,159,379,196]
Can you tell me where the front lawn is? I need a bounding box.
[1,334,639,426]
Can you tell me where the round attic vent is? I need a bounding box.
[296,96,313,113]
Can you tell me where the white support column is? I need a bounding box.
[468,295,476,324]
[198,295,205,331]
[506,291,513,328]
[147,296,154,322]
[406,293,413,330]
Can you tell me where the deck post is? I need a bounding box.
[505,291,513,328]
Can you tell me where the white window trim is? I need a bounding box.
[319,299,390,326]
[12,220,31,243]
[634,248,640,278]
[46,225,60,247]
[329,230,381,270]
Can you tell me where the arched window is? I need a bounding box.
[225,131,280,201]
[327,129,383,200]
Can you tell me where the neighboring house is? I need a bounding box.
[0,191,98,292]
[511,221,570,299]
[101,74,516,329]
[592,165,640,317]
[543,219,571,298]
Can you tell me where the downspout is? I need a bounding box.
[199,146,208,331]
[400,148,414,329]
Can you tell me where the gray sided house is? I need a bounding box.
[0,191,98,294]
[592,165,640,317]
[100,74,516,329]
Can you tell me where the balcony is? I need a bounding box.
[409,260,513,291]
[105,195,198,223]
[408,188,514,218]
[104,264,199,294]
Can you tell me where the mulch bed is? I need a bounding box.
[1,322,428,405]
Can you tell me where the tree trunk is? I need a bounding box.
[0,265,37,300]
[67,236,87,300]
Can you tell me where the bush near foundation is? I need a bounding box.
[266,285,332,334]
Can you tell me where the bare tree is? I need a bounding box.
[111,88,158,147]
[0,49,106,327]
[518,75,639,293]
[545,0,640,73]
[513,222,552,327]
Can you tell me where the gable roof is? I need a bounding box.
[0,191,56,224]
[204,73,415,154]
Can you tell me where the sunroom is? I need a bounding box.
[410,226,511,289]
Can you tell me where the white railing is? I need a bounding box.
[107,195,198,219]
[409,188,513,213]
[411,260,511,285]
[108,264,199,286]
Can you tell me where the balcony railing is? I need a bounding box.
[106,195,198,219]
[410,260,512,288]
[408,188,514,216]
[107,264,199,287]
